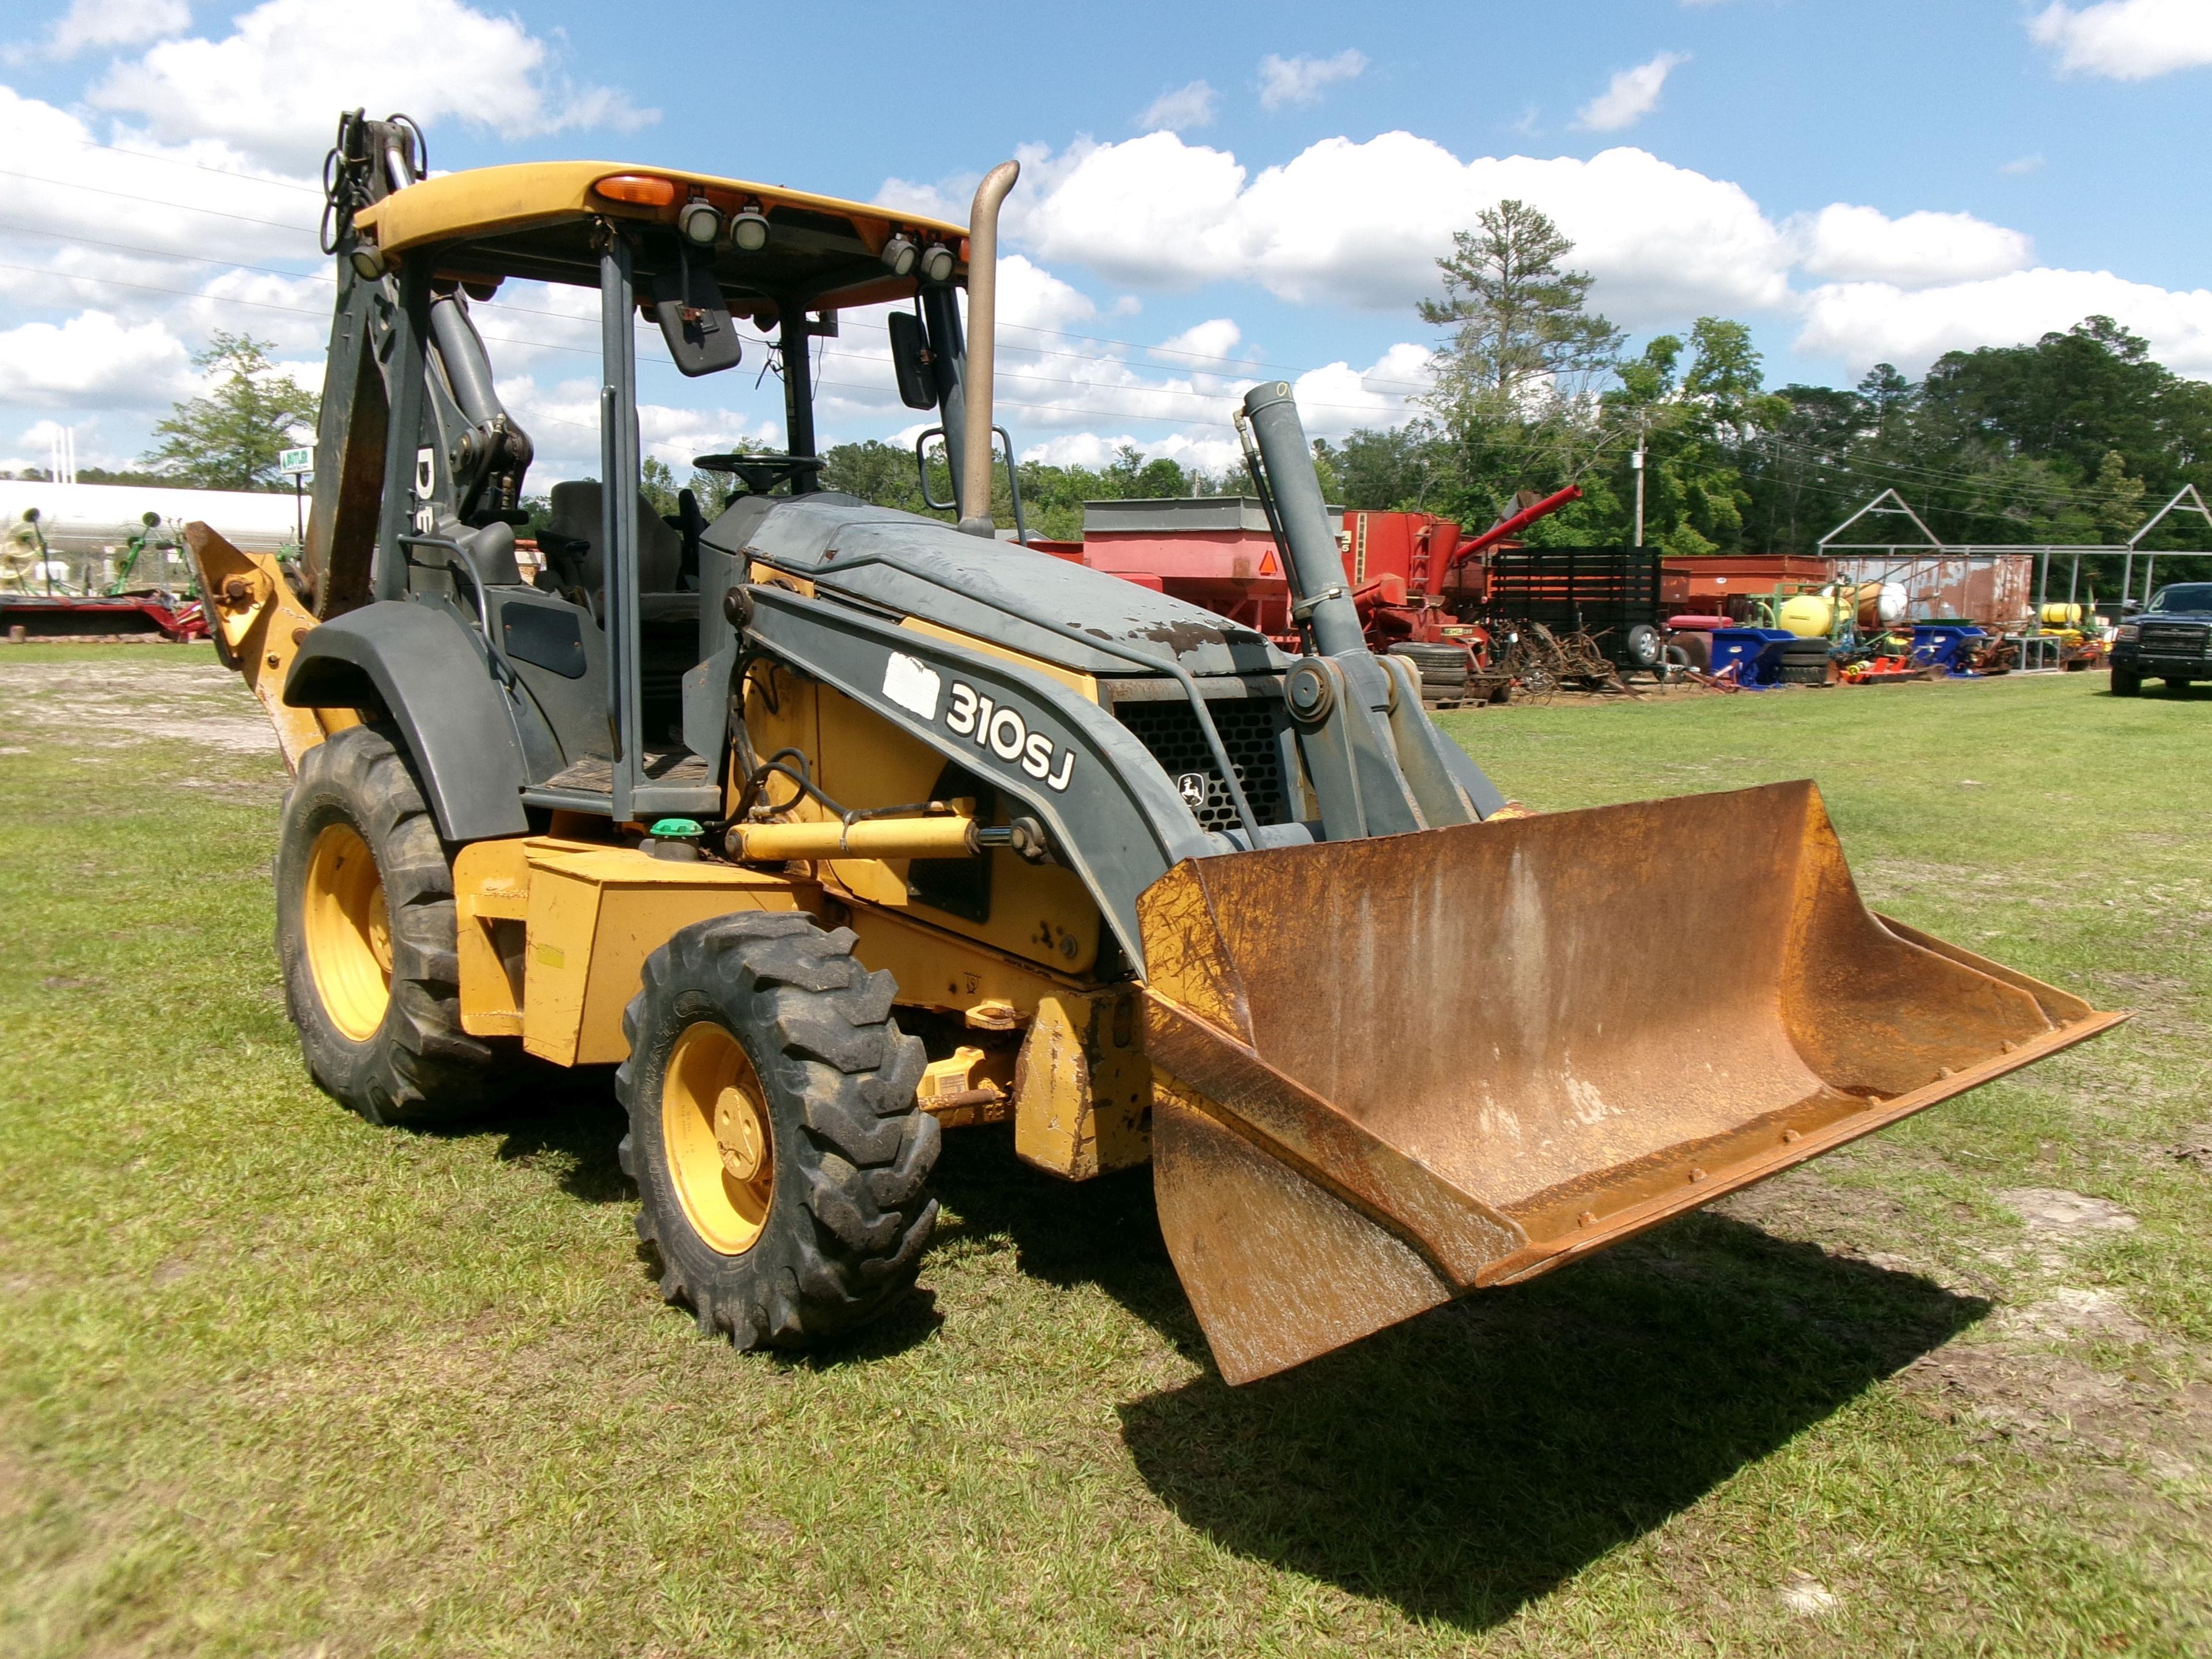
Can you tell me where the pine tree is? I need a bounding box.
[141,332,319,491]
[1419,200,1624,410]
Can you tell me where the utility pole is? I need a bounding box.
[1631,416,1647,548]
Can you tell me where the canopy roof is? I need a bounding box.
[354,161,970,317]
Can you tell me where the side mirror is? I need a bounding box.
[888,312,936,411]
[649,241,742,377]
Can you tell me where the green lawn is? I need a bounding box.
[2,647,2207,1656]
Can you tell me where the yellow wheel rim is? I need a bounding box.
[303,822,392,1041]
[661,1022,775,1256]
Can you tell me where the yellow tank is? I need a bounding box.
[2041,603,2084,627]
[1778,594,1834,638]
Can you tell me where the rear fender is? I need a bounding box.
[283,599,531,842]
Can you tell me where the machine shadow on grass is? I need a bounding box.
[933,1127,1988,1631]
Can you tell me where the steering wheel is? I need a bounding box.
[692,453,825,495]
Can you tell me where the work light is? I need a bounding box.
[918,241,955,283]
[677,199,722,247]
[880,232,918,278]
[730,205,770,253]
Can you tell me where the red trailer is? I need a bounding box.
[0,592,209,642]
[1054,487,1584,695]
[1074,498,1292,636]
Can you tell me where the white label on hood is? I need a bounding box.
[882,650,942,721]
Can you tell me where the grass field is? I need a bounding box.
[2,645,2208,1656]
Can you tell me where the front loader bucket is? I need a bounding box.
[1139,780,2123,1384]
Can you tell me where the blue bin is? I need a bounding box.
[1911,624,1988,675]
[1709,628,1793,687]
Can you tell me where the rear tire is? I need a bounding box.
[275,725,512,1124]
[2112,666,2142,696]
[1388,641,1472,690]
[617,912,940,1350]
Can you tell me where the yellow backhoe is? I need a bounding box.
[192,112,2120,1383]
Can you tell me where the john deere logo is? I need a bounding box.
[1177,772,1209,809]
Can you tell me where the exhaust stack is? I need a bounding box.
[957,160,1020,539]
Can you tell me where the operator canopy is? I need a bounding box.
[352,161,971,323]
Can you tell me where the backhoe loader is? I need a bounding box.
[192,112,2121,1384]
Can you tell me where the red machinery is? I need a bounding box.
[1070,498,1290,635]
[1056,487,1586,673]
[0,592,209,642]
[1350,486,1584,659]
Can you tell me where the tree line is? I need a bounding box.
[1335,199,2212,585]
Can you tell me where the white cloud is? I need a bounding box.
[994,253,1100,333]
[0,310,194,407]
[494,371,783,487]
[1291,342,1435,437]
[2001,153,2047,175]
[1575,51,1690,132]
[0,88,321,263]
[88,0,657,172]
[1013,130,1789,325]
[2028,1,2212,79]
[1793,204,2033,289]
[1257,50,1367,111]
[12,0,190,61]
[1138,80,1216,132]
[1152,319,1245,368]
[1796,267,2212,377]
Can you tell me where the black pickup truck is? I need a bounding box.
[2112,582,2212,695]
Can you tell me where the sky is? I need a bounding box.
[3,0,2210,488]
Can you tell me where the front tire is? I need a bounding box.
[276,725,512,1124]
[2112,666,2142,696]
[617,912,940,1349]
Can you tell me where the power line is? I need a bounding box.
[7,233,2153,502]
[40,133,326,196]
[0,169,317,233]
[0,257,1245,431]
[0,200,1435,391]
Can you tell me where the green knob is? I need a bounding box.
[650,817,704,839]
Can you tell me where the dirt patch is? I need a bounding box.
[1992,1187,2138,1272]
[0,657,274,753]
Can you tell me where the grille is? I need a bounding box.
[1115,698,1288,832]
[2139,622,2209,654]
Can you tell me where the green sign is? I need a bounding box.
[280,447,313,476]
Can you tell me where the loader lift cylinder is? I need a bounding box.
[1241,382,1363,657]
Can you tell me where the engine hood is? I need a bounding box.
[704,493,1287,680]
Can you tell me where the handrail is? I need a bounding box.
[912,424,1029,544]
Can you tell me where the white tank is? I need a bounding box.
[0,480,300,556]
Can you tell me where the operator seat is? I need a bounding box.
[541,480,691,616]
[540,479,700,748]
